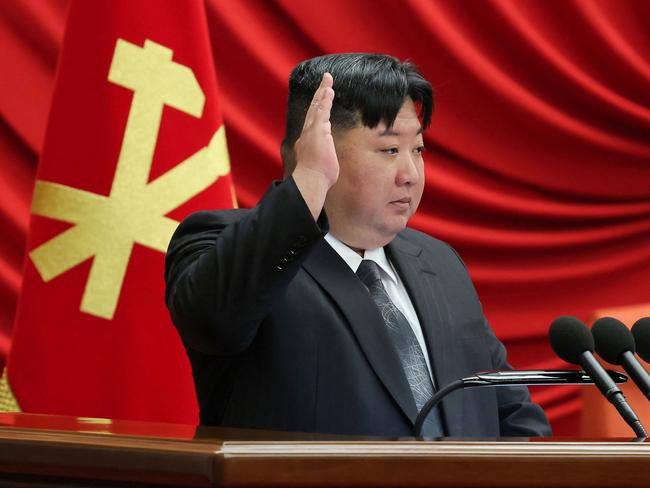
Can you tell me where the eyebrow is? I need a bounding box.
[379,127,424,136]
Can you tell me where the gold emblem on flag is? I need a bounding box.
[29,39,232,320]
[0,368,20,412]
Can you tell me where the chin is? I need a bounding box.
[377,223,408,245]
[388,216,411,233]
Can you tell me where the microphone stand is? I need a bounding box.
[413,380,463,436]
[413,369,631,437]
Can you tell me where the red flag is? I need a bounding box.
[0,0,235,423]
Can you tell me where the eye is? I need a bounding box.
[414,145,425,155]
[380,147,399,155]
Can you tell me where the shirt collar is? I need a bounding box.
[324,233,398,284]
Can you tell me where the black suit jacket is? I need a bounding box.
[165,178,551,437]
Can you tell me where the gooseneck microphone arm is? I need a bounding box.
[620,350,650,399]
[579,351,646,438]
[413,380,463,436]
[412,369,629,437]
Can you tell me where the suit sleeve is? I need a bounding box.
[485,324,553,436]
[445,241,552,437]
[165,177,327,355]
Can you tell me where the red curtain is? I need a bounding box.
[2,0,650,435]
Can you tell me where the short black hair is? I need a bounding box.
[281,53,434,176]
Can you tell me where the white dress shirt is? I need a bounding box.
[324,233,434,380]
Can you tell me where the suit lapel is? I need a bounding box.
[386,234,464,437]
[302,240,419,424]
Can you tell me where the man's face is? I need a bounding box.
[324,98,425,250]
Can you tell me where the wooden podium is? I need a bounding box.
[0,413,648,487]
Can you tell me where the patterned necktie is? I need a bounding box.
[356,259,444,437]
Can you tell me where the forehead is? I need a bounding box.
[375,99,423,136]
[341,99,423,140]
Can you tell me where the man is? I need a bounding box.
[165,54,551,437]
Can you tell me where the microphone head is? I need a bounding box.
[591,317,635,365]
[632,318,650,363]
[549,316,594,365]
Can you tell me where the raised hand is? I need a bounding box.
[294,73,339,187]
[292,73,339,219]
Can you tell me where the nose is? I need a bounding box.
[395,151,421,187]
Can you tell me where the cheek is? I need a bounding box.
[416,166,425,192]
[343,170,366,189]
[415,160,425,187]
[338,164,381,198]
[410,165,425,211]
[412,189,424,214]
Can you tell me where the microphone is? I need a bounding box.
[412,369,627,437]
[592,317,650,400]
[549,316,647,438]
[632,317,650,363]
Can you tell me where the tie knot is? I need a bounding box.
[356,259,383,288]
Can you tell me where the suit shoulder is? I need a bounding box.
[178,208,250,231]
[399,227,456,253]
[397,227,470,272]
[167,208,250,260]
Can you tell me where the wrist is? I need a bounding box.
[292,165,334,191]
[291,166,332,221]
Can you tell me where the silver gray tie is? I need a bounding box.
[356,259,444,437]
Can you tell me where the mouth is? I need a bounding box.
[390,197,411,211]
[391,197,411,204]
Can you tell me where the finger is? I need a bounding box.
[302,73,334,128]
[321,72,333,89]
[311,73,332,106]
[314,73,334,111]
[315,85,334,123]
